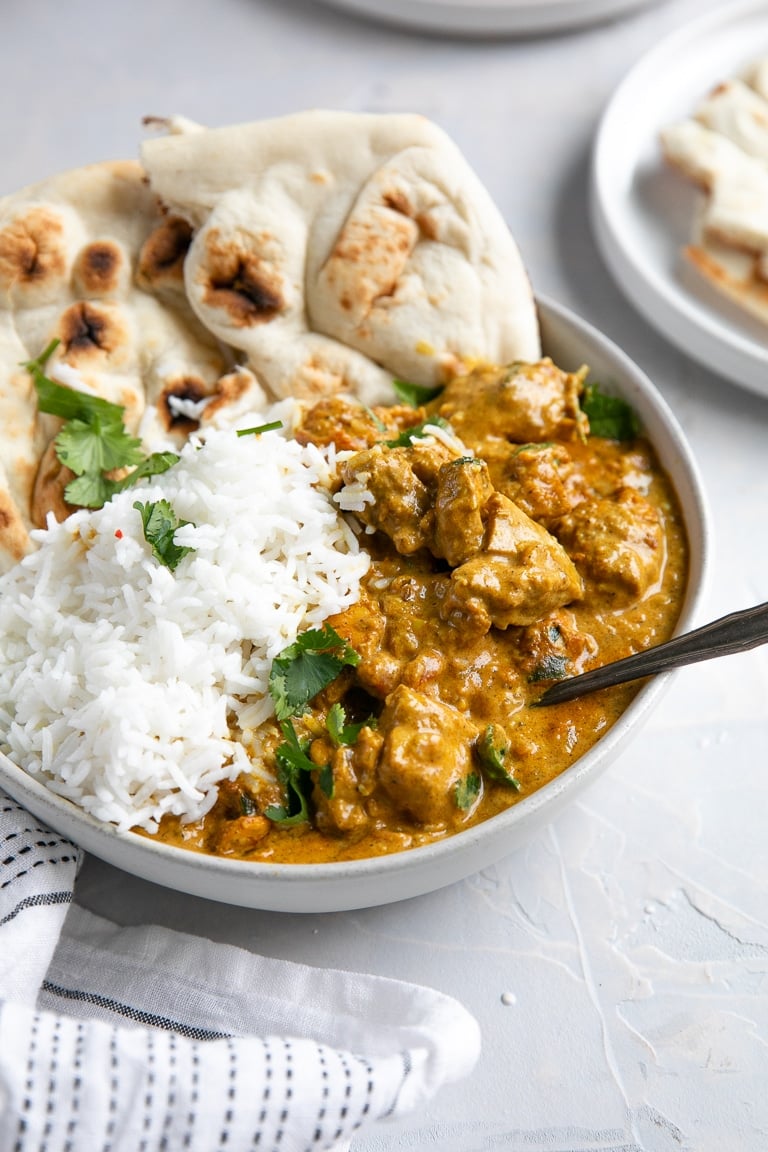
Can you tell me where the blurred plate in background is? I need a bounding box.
[591,0,768,397]
[312,0,668,37]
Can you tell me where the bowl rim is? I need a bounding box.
[0,293,711,901]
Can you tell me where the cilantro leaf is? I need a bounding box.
[528,654,568,683]
[25,340,181,511]
[64,453,180,510]
[511,441,555,457]
[65,472,119,510]
[236,420,283,438]
[317,762,334,799]
[455,772,481,811]
[326,702,369,747]
[55,417,144,476]
[265,720,321,824]
[268,624,360,721]
[26,341,126,426]
[385,416,451,448]
[392,379,445,407]
[240,793,258,816]
[109,451,180,492]
[475,725,521,791]
[133,498,195,571]
[363,405,388,434]
[581,383,639,440]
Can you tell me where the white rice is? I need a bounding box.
[0,402,369,833]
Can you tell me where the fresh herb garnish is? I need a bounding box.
[455,772,481,811]
[385,416,451,448]
[392,379,445,407]
[475,725,521,791]
[265,628,361,823]
[266,719,337,825]
[326,701,369,747]
[268,624,360,722]
[240,793,258,816]
[265,720,317,824]
[236,420,283,438]
[581,383,639,441]
[528,654,568,683]
[363,406,388,434]
[317,762,334,799]
[66,452,179,510]
[133,498,195,571]
[26,339,180,508]
[511,441,555,456]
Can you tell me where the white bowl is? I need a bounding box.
[0,296,710,912]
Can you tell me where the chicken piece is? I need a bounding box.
[515,610,598,682]
[213,813,271,855]
[207,779,274,855]
[554,487,664,606]
[432,359,587,451]
[377,685,480,826]
[312,744,371,835]
[329,587,386,668]
[341,444,431,553]
[495,443,582,528]
[406,438,458,486]
[294,395,421,451]
[341,437,457,555]
[442,493,583,632]
[433,457,494,566]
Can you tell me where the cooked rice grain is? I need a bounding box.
[0,408,368,832]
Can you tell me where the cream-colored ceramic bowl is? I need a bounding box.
[0,296,710,912]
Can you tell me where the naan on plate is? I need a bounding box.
[0,111,540,572]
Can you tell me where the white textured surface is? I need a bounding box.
[3,0,767,1146]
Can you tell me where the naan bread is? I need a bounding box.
[660,58,768,325]
[141,111,540,406]
[684,226,768,328]
[0,111,540,573]
[0,161,264,572]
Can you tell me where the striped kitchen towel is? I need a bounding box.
[0,790,481,1151]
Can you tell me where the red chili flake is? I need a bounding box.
[114,529,123,539]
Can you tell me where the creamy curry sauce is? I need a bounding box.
[150,359,688,864]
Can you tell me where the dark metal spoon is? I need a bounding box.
[534,600,768,707]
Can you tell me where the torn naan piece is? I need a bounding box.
[141,110,541,406]
[0,161,264,572]
[694,79,768,165]
[684,222,768,329]
[659,57,768,328]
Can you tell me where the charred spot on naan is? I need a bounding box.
[137,215,193,295]
[201,368,263,422]
[158,373,209,432]
[0,207,69,303]
[72,240,127,299]
[383,187,440,242]
[56,301,130,363]
[197,228,285,326]
[322,202,417,318]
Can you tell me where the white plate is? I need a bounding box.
[313,0,666,37]
[0,296,710,912]
[591,0,768,398]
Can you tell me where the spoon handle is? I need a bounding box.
[535,600,768,707]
